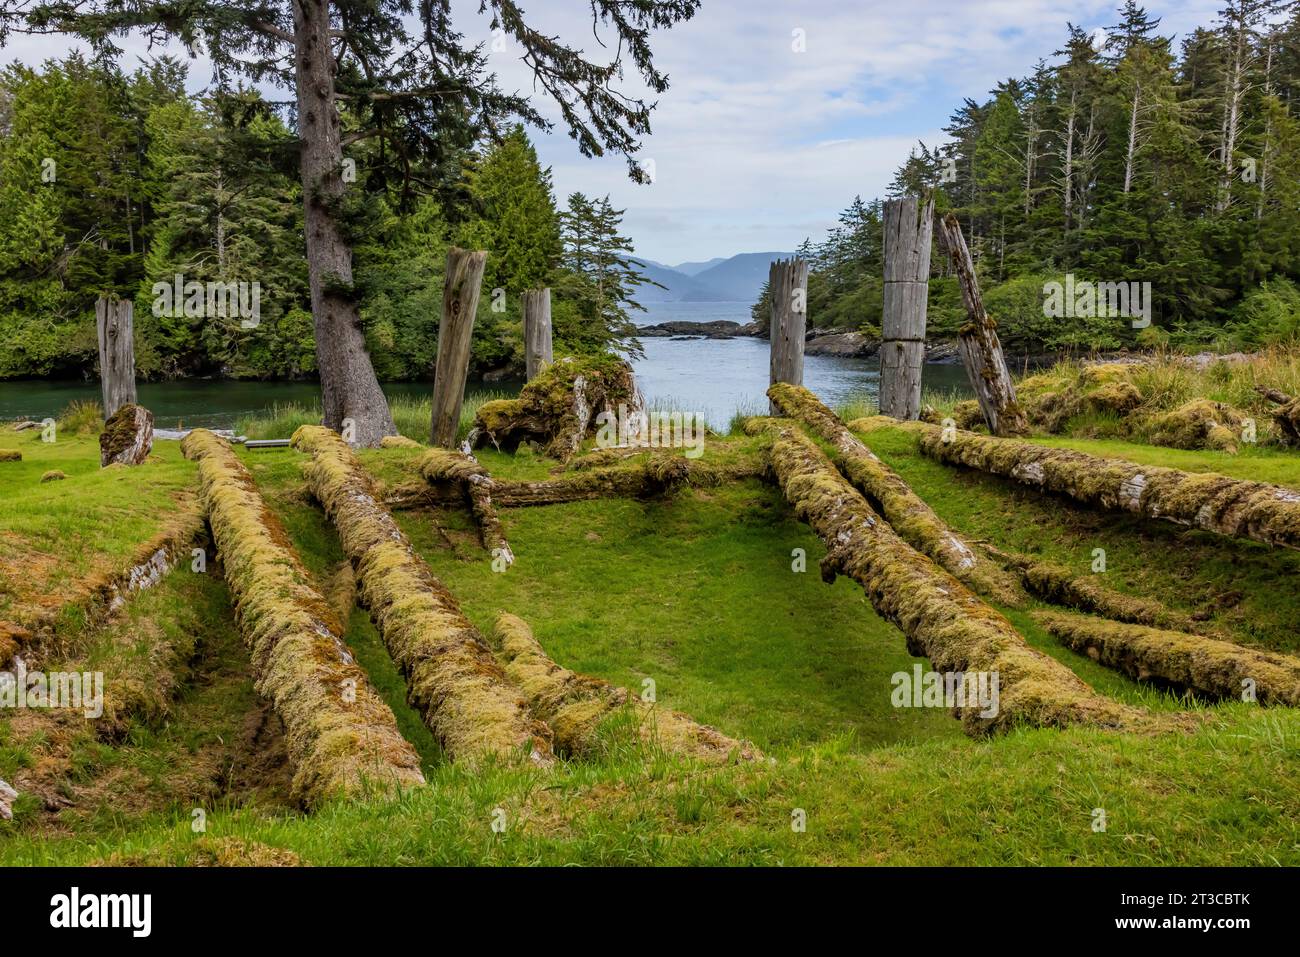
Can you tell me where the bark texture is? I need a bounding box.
[748,418,1163,735]
[96,296,136,418]
[291,425,553,766]
[768,383,1023,605]
[493,613,757,762]
[880,196,933,420]
[522,288,553,381]
[1035,609,1300,706]
[181,429,425,806]
[430,248,488,447]
[768,257,808,413]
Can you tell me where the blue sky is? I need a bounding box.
[1,0,1225,264]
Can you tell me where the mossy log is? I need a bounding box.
[1256,385,1300,446]
[748,418,1158,735]
[99,403,153,467]
[417,448,512,563]
[1145,399,1246,454]
[913,422,1300,551]
[768,383,1024,605]
[181,429,426,806]
[469,355,641,462]
[1035,609,1300,706]
[291,425,553,766]
[493,613,758,762]
[0,449,20,462]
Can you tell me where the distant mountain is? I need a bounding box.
[672,257,725,276]
[630,251,796,304]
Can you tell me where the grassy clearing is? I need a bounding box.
[236,391,510,443]
[4,422,1300,865]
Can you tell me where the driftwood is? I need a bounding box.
[1035,609,1300,706]
[180,429,425,806]
[768,383,1023,605]
[431,248,488,447]
[291,425,553,766]
[493,613,757,762]
[99,403,153,467]
[935,214,1028,436]
[913,422,1300,551]
[748,418,1161,735]
[768,257,808,413]
[880,196,934,420]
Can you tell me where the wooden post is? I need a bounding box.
[768,257,809,414]
[935,213,1028,436]
[430,248,488,448]
[96,295,137,419]
[880,196,934,420]
[522,288,553,381]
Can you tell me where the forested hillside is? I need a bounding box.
[758,1,1300,354]
[0,59,652,380]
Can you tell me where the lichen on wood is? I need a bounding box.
[769,383,1024,605]
[492,613,758,762]
[747,417,1165,736]
[469,354,641,462]
[291,425,553,766]
[915,422,1300,550]
[181,428,426,806]
[1034,608,1300,706]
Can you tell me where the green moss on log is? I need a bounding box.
[1012,557,1208,635]
[180,429,426,806]
[291,425,552,767]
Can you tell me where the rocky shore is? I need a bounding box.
[634,319,962,361]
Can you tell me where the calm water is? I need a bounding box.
[0,301,971,430]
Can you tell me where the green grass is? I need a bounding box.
[4,425,1300,865]
[236,392,510,443]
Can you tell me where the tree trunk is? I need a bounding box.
[936,214,1028,436]
[96,295,136,418]
[880,196,933,420]
[430,248,488,447]
[767,257,808,414]
[1123,84,1140,194]
[292,0,396,447]
[522,288,553,381]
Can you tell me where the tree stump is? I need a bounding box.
[880,196,934,420]
[96,296,137,419]
[768,257,809,413]
[430,248,488,448]
[936,214,1028,436]
[522,288,553,381]
[100,403,154,467]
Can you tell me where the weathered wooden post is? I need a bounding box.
[96,295,137,419]
[430,248,488,448]
[768,257,809,414]
[936,213,1028,436]
[880,195,934,420]
[522,288,553,381]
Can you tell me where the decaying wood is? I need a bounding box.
[768,257,809,413]
[99,403,153,467]
[96,295,137,419]
[1035,609,1300,706]
[768,383,1023,605]
[880,196,934,420]
[493,613,757,762]
[291,425,553,766]
[935,214,1028,436]
[431,247,488,447]
[522,288,553,381]
[416,448,513,564]
[0,779,16,821]
[914,421,1300,551]
[1255,384,1300,446]
[181,429,426,806]
[747,417,1164,735]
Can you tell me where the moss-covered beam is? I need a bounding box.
[493,613,757,762]
[1034,609,1300,706]
[768,383,1024,606]
[181,429,426,806]
[291,426,553,767]
[417,449,512,562]
[747,418,1165,736]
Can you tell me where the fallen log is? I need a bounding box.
[0,449,20,462]
[908,420,1300,551]
[180,429,426,806]
[291,425,553,766]
[417,449,512,564]
[493,613,757,762]
[1034,609,1300,706]
[768,383,1024,605]
[747,418,1163,735]
[1255,384,1300,446]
